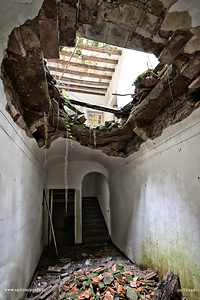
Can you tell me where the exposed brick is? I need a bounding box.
[159,29,193,65]
[20,17,41,51]
[106,23,130,48]
[84,22,108,43]
[38,19,59,59]
[7,28,24,56]
[38,0,57,20]
[57,2,76,47]
[181,51,200,79]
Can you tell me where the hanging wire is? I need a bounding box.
[147,54,153,69]
[57,37,80,86]
[56,101,59,132]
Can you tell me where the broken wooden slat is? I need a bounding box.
[39,283,59,299]
[154,270,182,300]
[77,44,122,56]
[49,66,112,80]
[54,75,109,87]
[181,51,200,79]
[133,126,148,142]
[189,76,200,89]
[38,20,59,59]
[29,118,46,133]
[51,287,60,300]
[60,51,118,64]
[65,98,128,116]
[159,29,193,65]
[48,59,116,72]
[58,97,83,115]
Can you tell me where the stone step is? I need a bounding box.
[82,197,110,245]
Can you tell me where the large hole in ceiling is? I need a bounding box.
[1,0,200,157]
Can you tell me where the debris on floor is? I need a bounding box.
[25,244,182,300]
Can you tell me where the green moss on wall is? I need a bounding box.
[138,231,200,300]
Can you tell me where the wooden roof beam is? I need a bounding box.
[54,75,109,87]
[57,83,107,93]
[76,44,122,56]
[48,59,116,72]
[60,89,105,96]
[60,51,118,64]
[64,98,128,117]
[49,66,112,80]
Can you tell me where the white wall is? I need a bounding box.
[47,160,108,190]
[0,80,44,300]
[0,1,44,299]
[109,108,200,300]
[82,172,110,233]
[82,172,98,197]
[103,50,125,121]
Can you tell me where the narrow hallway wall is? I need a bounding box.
[0,79,45,300]
[0,1,44,299]
[109,109,200,300]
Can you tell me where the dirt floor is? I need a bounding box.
[24,242,160,300]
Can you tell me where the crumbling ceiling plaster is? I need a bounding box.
[1,0,200,157]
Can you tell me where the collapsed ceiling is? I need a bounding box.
[1,0,200,157]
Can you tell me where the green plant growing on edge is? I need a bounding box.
[62,89,73,146]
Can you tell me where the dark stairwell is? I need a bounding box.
[82,197,111,245]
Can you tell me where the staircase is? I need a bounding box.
[82,197,111,245]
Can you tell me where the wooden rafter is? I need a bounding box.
[54,75,109,87]
[63,98,128,116]
[76,44,122,56]
[49,66,112,80]
[60,89,105,96]
[48,59,116,72]
[48,44,121,99]
[57,83,107,93]
[60,51,118,64]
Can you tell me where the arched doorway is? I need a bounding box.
[82,172,111,245]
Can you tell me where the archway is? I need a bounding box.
[82,172,111,245]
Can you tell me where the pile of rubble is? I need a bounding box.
[27,256,182,300]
